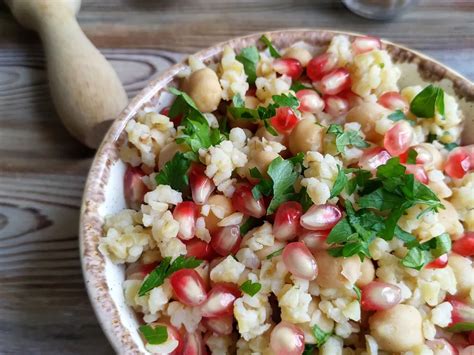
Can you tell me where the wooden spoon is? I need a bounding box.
[6,0,128,149]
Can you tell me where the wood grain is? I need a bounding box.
[0,0,472,353]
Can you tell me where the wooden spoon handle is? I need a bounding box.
[7,0,128,148]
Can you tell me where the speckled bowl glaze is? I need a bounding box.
[79,29,474,354]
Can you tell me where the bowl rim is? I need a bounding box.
[79,28,474,354]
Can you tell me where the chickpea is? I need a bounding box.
[448,254,474,297]
[314,250,362,289]
[346,102,390,143]
[158,142,185,169]
[255,126,286,145]
[283,47,313,67]
[369,304,423,352]
[183,68,222,113]
[245,95,260,109]
[203,195,233,233]
[289,118,325,155]
[356,258,375,287]
[438,200,463,238]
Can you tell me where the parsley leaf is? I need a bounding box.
[401,247,430,270]
[290,80,312,92]
[327,124,369,153]
[240,217,262,235]
[240,280,262,296]
[410,84,445,118]
[443,142,459,151]
[139,324,168,345]
[329,166,348,199]
[406,148,418,164]
[388,110,408,122]
[232,93,245,108]
[266,157,300,214]
[260,35,281,58]
[311,325,332,347]
[170,88,224,154]
[236,46,260,85]
[296,187,313,212]
[266,247,284,260]
[353,285,361,301]
[303,344,316,355]
[250,167,273,199]
[138,256,203,296]
[155,152,191,194]
[272,93,299,109]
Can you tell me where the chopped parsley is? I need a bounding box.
[327,158,444,263]
[138,256,203,296]
[290,80,312,92]
[139,324,168,345]
[228,93,299,136]
[170,88,224,156]
[443,142,459,151]
[311,324,332,347]
[353,285,361,301]
[327,124,369,153]
[240,280,262,296]
[236,46,260,84]
[303,344,316,355]
[266,247,284,260]
[406,148,418,164]
[410,84,445,118]
[296,187,313,212]
[329,166,348,199]
[240,217,262,235]
[155,152,191,194]
[259,35,281,58]
[401,233,451,270]
[251,156,301,214]
[388,110,415,126]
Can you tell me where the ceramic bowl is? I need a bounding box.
[79,29,474,354]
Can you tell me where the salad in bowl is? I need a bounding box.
[94,32,474,354]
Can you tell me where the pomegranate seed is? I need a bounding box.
[296,89,325,113]
[173,201,198,240]
[384,120,414,156]
[160,106,183,127]
[339,90,363,109]
[273,58,303,79]
[124,165,148,210]
[452,232,474,257]
[323,94,349,117]
[273,201,303,242]
[361,281,401,311]
[185,238,216,261]
[126,262,159,280]
[270,321,305,355]
[426,254,449,269]
[405,164,429,184]
[298,229,330,252]
[318,68,351,96]
[359,147,392,172]
[246,86,257,97]
[426,339,458,355]
[202,314,234,335]
[181,332,207,355]
[445,146,473,179]
[201,283,241,318]
[352,36,382,55]
[270,107,299,134]
[210,225,241,256]
[282,242,318,280]
[189,164,215,205]
[469,331,474,345]
[169,269,208,306]
[378,91,408,112]
[300,204,342,231]
[448,298,474,329]
[306,53,338,82]
[147,322,183,355]
[232,183,266,218]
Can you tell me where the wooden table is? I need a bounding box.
[0,0,472,353]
